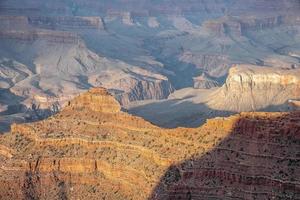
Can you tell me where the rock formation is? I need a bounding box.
[203,14,300,37]
[68,88,121,113]
[208,64,300,112]
[0,59,33,89]
[179,52,230,78]
[0,88,299,199]
[151,112,300,199]
[193,73,220,89]
[128,64,300,128]
[288,100,300,110]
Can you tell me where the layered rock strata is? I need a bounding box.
[0,88,299,199]
[0,30,80,44]
[193,73,220,89]
[204,14,300,37]
[208,64,300,112]
[28,16,105,30]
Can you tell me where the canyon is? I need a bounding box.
[0,0,300,131]
[0,1,300,199]
[0,88,299,199]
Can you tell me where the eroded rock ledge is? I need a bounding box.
[67,88,121,113]
[208,64,300,112]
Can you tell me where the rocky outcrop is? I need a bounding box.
[88,68,174,105]
[203,17,243,37]
[193,73,220,89]
[67,88,121,113]
[0,59,32,89]
[106,11,135,25]
[112,79,174,105]
[179,52,231,78]
[0,88,299,199]
[224,65,300,91]
[208,64,300,112]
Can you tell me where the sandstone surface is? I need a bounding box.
[208,65,300,112]
[0,88,299,199]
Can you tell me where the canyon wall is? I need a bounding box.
[0,88,299,199]
[204,14,300,37]
[151,112,300,199]
[0,30,80,43]
[208,65,300,112]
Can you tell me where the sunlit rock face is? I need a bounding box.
[225,65,300,90]
[207,65,300,112]
[0,88,299,199]
[68,87,121,113]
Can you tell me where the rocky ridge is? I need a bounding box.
[0,88,299,199]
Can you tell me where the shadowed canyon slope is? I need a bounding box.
[128,65,300,128]
[1,0,300,132]
[0,88,299,199]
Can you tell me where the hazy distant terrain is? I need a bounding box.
[0,0,300,130]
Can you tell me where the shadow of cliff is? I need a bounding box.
[129,99,299,129]
[0,106,57,133]
[0,89,25,106]
[0,89,26,133]
[0,89,59,133]
[128,100,235,128]
[149,112,300,199]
